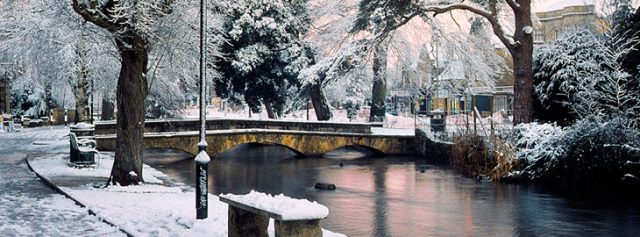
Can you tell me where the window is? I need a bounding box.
[534,30,544,43]
[550,28,563,42]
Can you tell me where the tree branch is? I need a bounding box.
[377,12,420,39]
[71,0,119,31]
[426,3,492,20]
[424,3,515,51]
[505,0,520,12]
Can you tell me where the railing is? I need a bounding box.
[416,108,514,143]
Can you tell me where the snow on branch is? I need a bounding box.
[73,0,176,42]
[420,0,517,50]
[72,0,120,31]
[424,3,493,19]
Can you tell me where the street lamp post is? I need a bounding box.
[90,77,94,124]
[195,0,210,220]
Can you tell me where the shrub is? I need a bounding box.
[489,134,520,181]
[451,134,493,178]
[515,117,640,188]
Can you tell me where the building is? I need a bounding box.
[399,45,510,117]
[534,1,601,44]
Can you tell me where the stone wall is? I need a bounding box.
[414,129,452,163]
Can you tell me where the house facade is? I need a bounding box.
[534,3,601,44]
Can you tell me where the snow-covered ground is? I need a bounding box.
[29,155,346,237]
[0,193,125,236]
[0,125,69,140]
[26,137,346,237]
[0,126,125,236]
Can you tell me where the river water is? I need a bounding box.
[144,146,640,237]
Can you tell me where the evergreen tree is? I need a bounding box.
[533,28,640,124]
[344,73,365,121]
[609,5,640,77]
[214,0,313,119]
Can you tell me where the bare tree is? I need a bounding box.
[350,0,534,124]
[0,0,119,120]
[71,0,215,185]
[425,0,534,124]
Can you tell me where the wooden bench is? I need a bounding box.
[219,191,328,237]
[69,133,99,165]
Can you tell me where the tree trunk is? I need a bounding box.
[101,94,115,120]
[264,100,276,119]
[309,83,332,121]
[111,36,149,186]
[44,82,57,116]
[511,1,534,124]
[74,61,91,123]
[369,38,390,122]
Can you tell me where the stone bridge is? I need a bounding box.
[96,128,415,157]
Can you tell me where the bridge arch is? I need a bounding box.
[144,146,193,156]
[220,142,305,157]
[327,145,385,156]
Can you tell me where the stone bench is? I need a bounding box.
[219,191,328,237]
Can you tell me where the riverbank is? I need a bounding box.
[27,152,346,237]
[438,120,640,192]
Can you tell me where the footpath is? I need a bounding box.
[0,127,124,236]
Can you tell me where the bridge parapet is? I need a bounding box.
[94,118,383,135]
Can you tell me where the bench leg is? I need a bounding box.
[275,219,322,237]
[228,206,269,237]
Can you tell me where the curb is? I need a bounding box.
[26,154,134,237]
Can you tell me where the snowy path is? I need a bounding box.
[0,127,124,236]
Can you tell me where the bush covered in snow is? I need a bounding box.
[512,122,566,179]
[533,28,640,126]
[512,117,640,188]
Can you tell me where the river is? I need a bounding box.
[144,145,640,237]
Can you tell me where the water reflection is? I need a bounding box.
[144,146,640,237]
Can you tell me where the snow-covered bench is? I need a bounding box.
[69,132,99,166]
[219,191,328,237]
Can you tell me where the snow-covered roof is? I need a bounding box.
[534,0,596,13]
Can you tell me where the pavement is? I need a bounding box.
[0,127,125,236]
